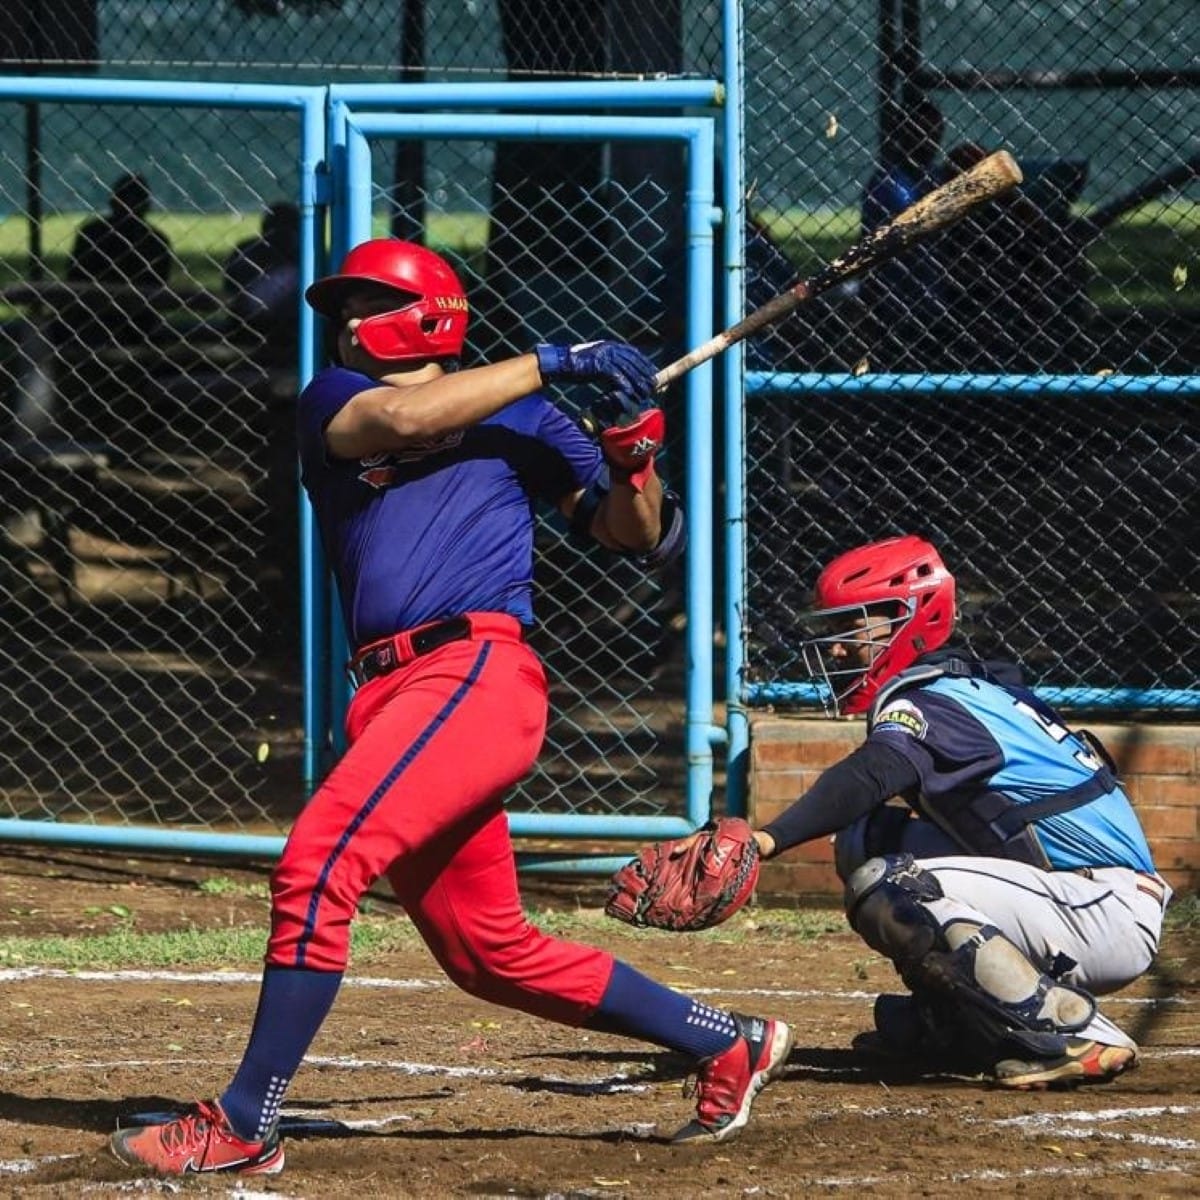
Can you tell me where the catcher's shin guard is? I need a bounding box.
[845,855,1098,1065]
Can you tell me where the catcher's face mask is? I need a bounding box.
[800,599,916,717]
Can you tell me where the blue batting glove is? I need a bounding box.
[534,340,657,401]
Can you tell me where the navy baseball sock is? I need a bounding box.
[219,965,342,1142]
[585,959,740,1059]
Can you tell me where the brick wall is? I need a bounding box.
[750,715,1198,900]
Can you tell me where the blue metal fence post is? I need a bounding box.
[341,107,721,841]
[720,0,751,818]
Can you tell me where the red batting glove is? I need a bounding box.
[599,407,665,493]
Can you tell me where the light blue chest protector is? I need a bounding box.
[868,658,1119,870]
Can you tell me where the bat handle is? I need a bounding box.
[653,280,812,391]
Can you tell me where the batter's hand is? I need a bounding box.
[599,408,665,492]
[534,341,657,406]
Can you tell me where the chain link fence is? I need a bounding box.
[0,2,1196,848]
[0,96,308,833]
[0,4,722,838]
[741,0,1199,707]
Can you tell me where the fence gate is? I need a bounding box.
[328,93,721,861]
[0,78,323,858]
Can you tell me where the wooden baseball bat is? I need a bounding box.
[653,149,1024,390]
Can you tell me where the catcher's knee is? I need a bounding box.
[844,854,946,967]
[846,857,1100,1062]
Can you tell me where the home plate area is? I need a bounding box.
[0,923,1195,1197]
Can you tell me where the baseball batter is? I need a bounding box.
[110,238,791,1176]
[752,535,1169,1088]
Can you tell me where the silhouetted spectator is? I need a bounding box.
[222,202,301,353]
[744,214,806,372]
[859,96,948,370]
[67,173,173,291]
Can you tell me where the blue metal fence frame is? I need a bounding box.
[333,106,720,852]
[0,76,327,858]
[2,69,1193,868]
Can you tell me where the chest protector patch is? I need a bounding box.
[874,697,929,740]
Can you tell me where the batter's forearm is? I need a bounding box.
[377,355,543,439]
[595,471,663,552]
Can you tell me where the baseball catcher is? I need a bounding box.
[610,535,1171,1092]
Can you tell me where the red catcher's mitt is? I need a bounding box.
[604,818,761,932]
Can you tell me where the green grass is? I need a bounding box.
[0,905,846,971]
[0,895,1190,971]
[1165,891,1200,930]
[1,202,1193,317]
[196,876,270,899]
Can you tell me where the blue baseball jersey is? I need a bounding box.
[869,670,1155,873]
[297,366,605,648]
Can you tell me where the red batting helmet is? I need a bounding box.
[305,238,469,362]
[800,535,956,716]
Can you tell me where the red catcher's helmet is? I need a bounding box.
[304,238,468,362]
[800,535,956,716]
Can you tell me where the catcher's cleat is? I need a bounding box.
[851,993,981,1072]
[110,1099,284,1176]
[672,1014,793,1144]
[993,1038,1138,1091]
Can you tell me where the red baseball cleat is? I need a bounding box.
[993,1038,1138,1090]
[672,1014,794,1143]
[110,1099,284,1176]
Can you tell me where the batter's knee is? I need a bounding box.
[434,919,610,1025]
[266,844,357,972]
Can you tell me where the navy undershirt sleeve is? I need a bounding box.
[759,739,920,856]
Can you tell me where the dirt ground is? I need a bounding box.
[0,847,1195,1199]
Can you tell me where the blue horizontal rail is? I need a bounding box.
[346,111,717,144]
[331,80,722,109]
[746,372,1200,396]
[746,682,1200,711]
[0,816,683,861]
[0,77,325,110]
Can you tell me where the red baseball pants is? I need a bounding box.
[267,616,614,1024]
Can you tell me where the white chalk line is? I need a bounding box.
[0,1051,653,1099]
[813,1158,1185,1187]
[0,1153,77,1175]
[2,967,1191,1011]
[0,967,444,989]
[987,1103,1200,1151]
[820,1099,1200,1156]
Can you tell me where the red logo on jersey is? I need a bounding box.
[357,432,465,489]
[359,464,401,489]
